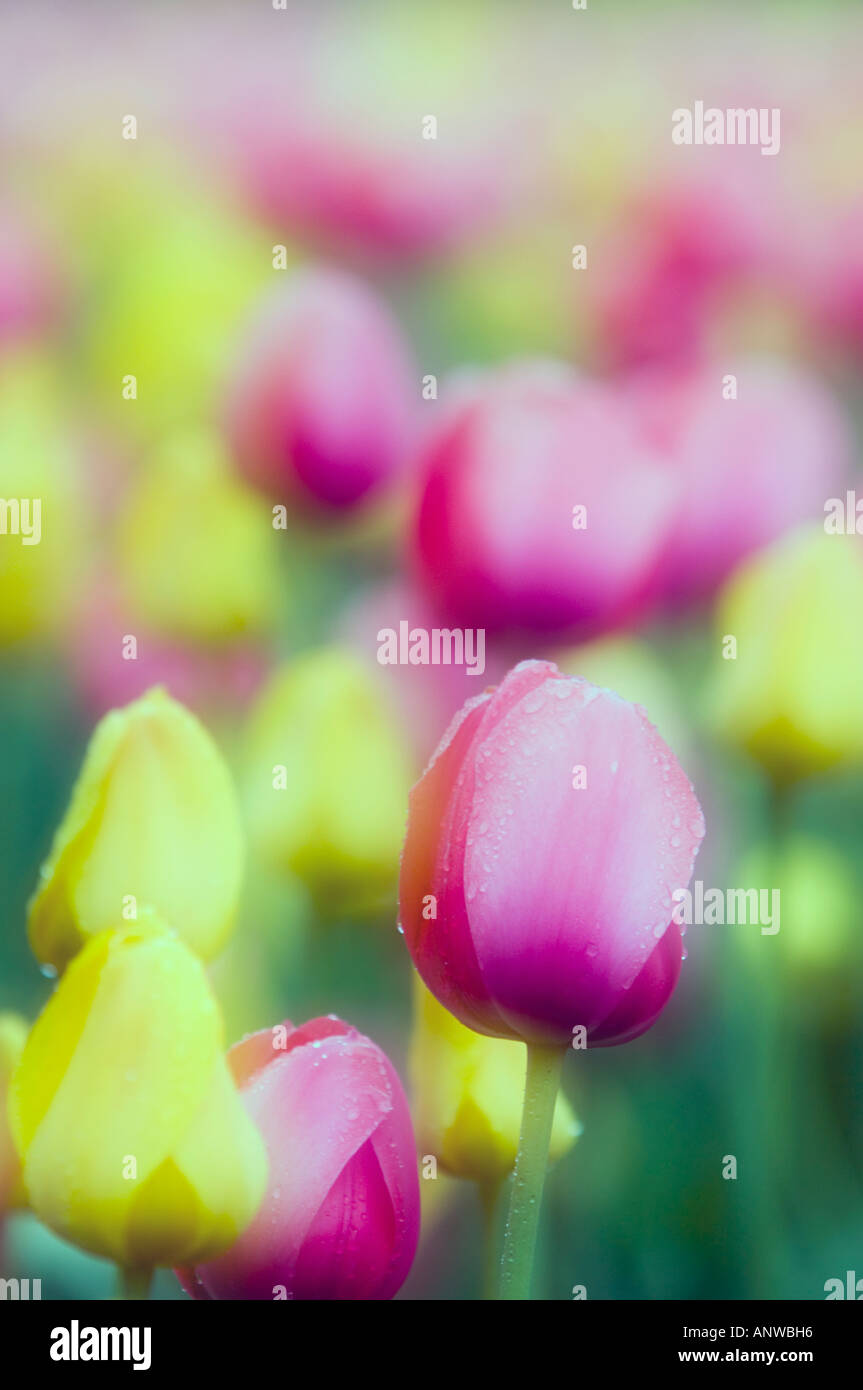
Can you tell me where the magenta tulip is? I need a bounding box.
[177,1016,420,1301]
[591,174,773,371]
[626,356,851,607]
[399,660,705,1048]
[68,584,268,720]
[411,363,677,640]
[0,206,62,348]
[225,269,416,512]
[801,200,863,359]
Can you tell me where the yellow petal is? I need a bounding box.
[28,687,244,969]
[0,353,90,646]
[708,527,863,782]
[0,1013,28,1211]
[410,980,579,1184]
[115,432,279,642]
[243,647,412,911]
[11,920,265,1267]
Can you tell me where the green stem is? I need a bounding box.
[117,1267,153,1301]
[478,1178,502,1301]
[739,780,792,1296]
[499,1043,565,1300]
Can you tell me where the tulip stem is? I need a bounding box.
[118,1268,153,1301]
[479,1178,502,1301]
[499,1043,565,1300]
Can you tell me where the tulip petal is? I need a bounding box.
[195,1029,397,1299]
[12,921,264,1267]
[29,688,244,969]
[461,668,702,1041]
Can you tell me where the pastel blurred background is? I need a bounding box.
[1,0,862,1299]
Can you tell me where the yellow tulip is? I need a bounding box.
[243,648,412,912]
[115,432,280,643]
[410,979,580,1185]
[29,688,244,971]
[9,920,267,1269]
[77,166,271,438]
[736,836,858,979]
[0,1013,28,1212]
[0,353,89,645]
[708,526,863,782]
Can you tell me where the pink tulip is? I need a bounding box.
[0,206,63,348]
[235,121,502,265]
[411,362,677,640]
[399,660,705,1048]
[177,1016,420,1301]
[67,585,269,721]
[799,201,863,358]
[225,268,416,512]
[591,175,773,371]
[625,356,851,607]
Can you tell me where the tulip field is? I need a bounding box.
[1,0,862,1341]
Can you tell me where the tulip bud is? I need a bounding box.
[400,660,705,1047]
[0,1014,27,1214]
[115,432,280,643]
[9,921,267,1268]
[410,979,579,1185]
[411,362,677,639]
[29,688,244,971]
[243,648,412,912]
[226,268,415,512]
[177,1015,420,1300]
[707,527,863,783]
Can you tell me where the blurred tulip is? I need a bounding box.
[243,647,412,913]
[115,432,280,643]
[626,357,851,608]
[736,836,858,983]
[68,582,269,721]
[591,175,774,371]
[235,115,501,264]
[800,200,863,358]
[410,978,579,1185]
[411,362,677,639]
[29,687,244,971]
[9,920,267,1269]
[226,268,416,512]
[0,354,90,645]
[0,1014,27,1214]
[400,660,705,1046]
[707,527,863,783]
[81,175,267,437]
[0,207,63,350]
[177,1015,420,1300]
